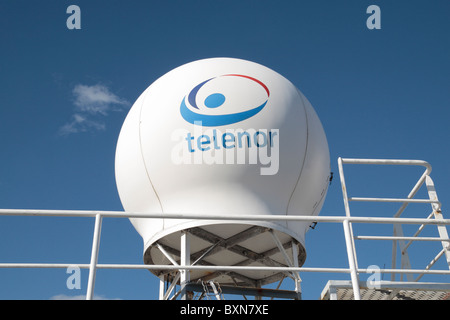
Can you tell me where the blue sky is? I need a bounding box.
[0,0,449,300]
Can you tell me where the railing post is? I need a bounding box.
[339,157,360,298]
[338,158,351,218]
[159,275,166,300]
[86,213,103,300]
[425,176,450,269]
[343,219,361,300]
[180,230,190,300]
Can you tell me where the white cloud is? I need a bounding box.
[73,84,129,115]
[59,83,129,135]
[58,113,106,136]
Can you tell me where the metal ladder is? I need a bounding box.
[337,158,450,299]
[195,280,224,300]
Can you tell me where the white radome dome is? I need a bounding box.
[115,57,330,285]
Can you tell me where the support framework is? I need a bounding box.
[152,226,303,300]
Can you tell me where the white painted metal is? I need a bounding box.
[2,208,449,225]
[269,230,301,291]
[156,243,179,266]
[354,235,450,242]
[343,219,361,300]
[291,240,302,298]
[337,157,359,278]
[415,249,447,282]
[86,214,102,300]
[163,273,180,300]
[1,211,449,300]
[159,275,165,300]
[349,197,440,204]
[337,157,450,299]
[2,262,450,275]
[425,176,450,268]
[402,211,435,253]
[1,158,449,300]
[180,231,190,300]
[394,224,414,281]
[208,281,222,300]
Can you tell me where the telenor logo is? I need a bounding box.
[180,74,270,126]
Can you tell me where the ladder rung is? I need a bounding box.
[349,197,440,204]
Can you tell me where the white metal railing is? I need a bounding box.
[0,211,449,299]
[0,158,449,300]
[337,157,450,299]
